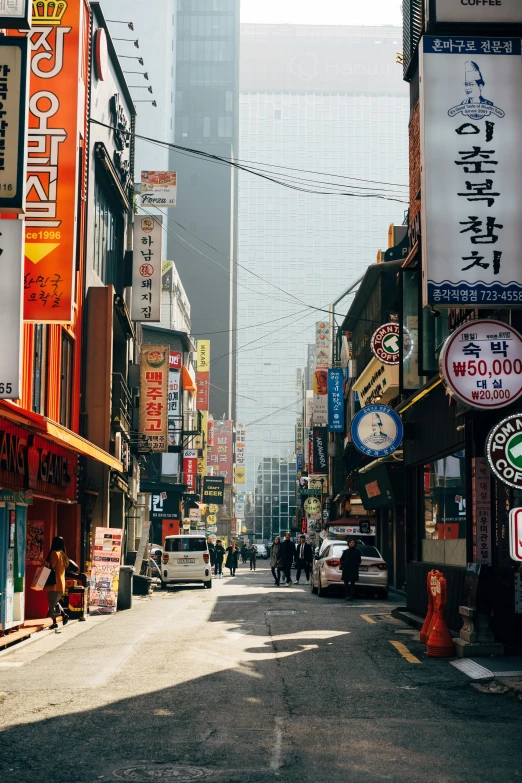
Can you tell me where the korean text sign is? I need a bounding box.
[327,368,344,432]
[22,0,83,322]
[139,345,169,452]
[183,449,198,493]
[206,419,232,484]
[0,220,23,399]
[0,38,29,212]
[420,37,522,307]
[132,215,163,322]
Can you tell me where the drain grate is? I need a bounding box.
[265,610,296,616]
[113,765,213,781]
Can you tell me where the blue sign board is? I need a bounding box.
[350,404,403,458]
[328,368,344,432]
[296,453,303,473]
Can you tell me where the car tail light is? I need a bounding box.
[203,552,210,564]
[325,558,340,568]
[377,563,388,570]
[162,553,169,564]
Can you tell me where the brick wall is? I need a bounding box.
[409,100,421,225]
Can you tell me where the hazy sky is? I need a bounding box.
[240,0,403,26]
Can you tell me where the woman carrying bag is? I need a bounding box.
[225,539,239,576]
[44,536,70,630]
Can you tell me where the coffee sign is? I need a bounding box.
[370,323,400,365]
[440,320,522,409]
[486,414,522,488]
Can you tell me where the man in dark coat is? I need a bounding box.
[279,531,296,586]
[214,540,225,579]
[207,538,216,572]
[340,539,362,600]
[295,534,314,585]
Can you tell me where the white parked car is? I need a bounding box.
[255,543,268,559]
[311,541,388,599]
[161,535,212,589]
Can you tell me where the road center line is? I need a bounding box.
[389,640,422,664]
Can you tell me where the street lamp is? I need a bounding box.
[119,56,144,65]
[124,71,149,80]
[134,100,157,107]
[129,85,153,93]
[113,38,139,48]
[106,20,134,30]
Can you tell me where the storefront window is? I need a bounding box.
[421,307,450,375]
[422,451,466,566]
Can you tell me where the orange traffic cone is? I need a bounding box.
[420,571,435,644]
[427,608,454,657]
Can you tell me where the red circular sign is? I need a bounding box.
[370,322,400,365]
[440,319,522,409]
[139,263,154,277]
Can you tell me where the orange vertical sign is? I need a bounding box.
[23,0,82,322]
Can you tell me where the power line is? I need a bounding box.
[246,398,304,428]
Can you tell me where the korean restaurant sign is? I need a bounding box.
[0,220,24,400]
[235,423,245,468]
[20,0,84,322]
[486,414,522,489]
[206,419,233,484]
[315,321,330,368]
[432,0,522,25]
[139,345,169,452]
[132,215,162,322]
[0,0,31,29]
[440,319,522,409]
[472,457,492,565]
[196,339,210,411]
[0,38,29,213]
[327,368,344,432]
[167,354,180,459]
[370,323,400,365]
[140,171,177,208]
[420,37,522,308]
[183,449,197,493]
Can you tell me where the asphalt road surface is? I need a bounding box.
[0,565,520,783]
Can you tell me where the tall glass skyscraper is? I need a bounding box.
[237,24,409,526]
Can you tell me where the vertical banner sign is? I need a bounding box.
[196,339,210,411]
[312,427,328,474]
[183,449,198,493]
[196,410,208,476]
[206,419,232,483]
[132,215,163,322]
[328,368,344,432]
[472,457,492,565]
[315,321,330,367]
[140,345,169,452]
[167,352,180,467]
[0,220,23,399]
[420,37,522,307]
[22,1,83,322]
[235,423,245,484]
[313,369,328,424]
[89,527,123,614]
[295,418,304,452]
[0,38,29,213]
[203,476,224,504]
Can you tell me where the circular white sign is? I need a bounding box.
[350,403,403,458]
[486,414,522,489]
[370,322,400,365]
[440,319,522,409]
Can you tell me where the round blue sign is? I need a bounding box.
[351,403,403,458]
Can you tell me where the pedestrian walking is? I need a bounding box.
[225,539,239,576]
[340,539,362,601]
[295,534,314,585]
[241,543,249,564]
[207,537,216,574]
[249,543,258,571]
[270,535,281,585]
[279,531,296,586]
[215,540,225,578]
[44,536,70,631]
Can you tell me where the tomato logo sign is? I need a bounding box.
[370,323,400,365]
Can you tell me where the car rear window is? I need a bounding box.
[165,538,207,552]
[358,545,380,558]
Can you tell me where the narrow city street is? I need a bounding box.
[0,567,520,783]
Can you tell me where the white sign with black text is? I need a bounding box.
[0,220,23,399]
[433,0,522,24]
[131,215,163,322]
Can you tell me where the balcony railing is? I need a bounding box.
[112,373,132,438]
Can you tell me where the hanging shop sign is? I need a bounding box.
[303,495,321,520]
[0,38,29,212]
[431,0,522,25]
[0,220,24,400]
[183,449,198,493]
[471,457,492,565]
[167,359,180,459]
[440,319,522,409]
[89,527,122,614]
[140,171,177,208]
[352,356,399,407]
[328,522,376,537]
[151,492,179,520]
[203,476,224,504]
[315,321,330,368]
[312,427,328,473]
[327,368,344,432]
[28,435,77,501]
[486,414,522,489]
[351,403,403,458]
[196,372,209,411]
[313,369,328,424]
[420,36,522,308]
[0,0,30,29]
[509,508,522,563]
[234,466,245,484]
[132,215,163,322]
[139,345,169,452]
[206,419,233,483]
[370,323,400,365]
[197,340,210,372]
[21,0,84,322]
[295,418,304,451]
[189,506,201,525]
[169,351,182,369]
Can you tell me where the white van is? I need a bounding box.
[161,535,212,589]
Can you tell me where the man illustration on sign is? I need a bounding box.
[461,61,493,108]
[363,413,394,448]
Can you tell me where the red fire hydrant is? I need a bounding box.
[426,571,454,658]
[420,570,436,644]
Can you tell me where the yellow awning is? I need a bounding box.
[44,420,123,472]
